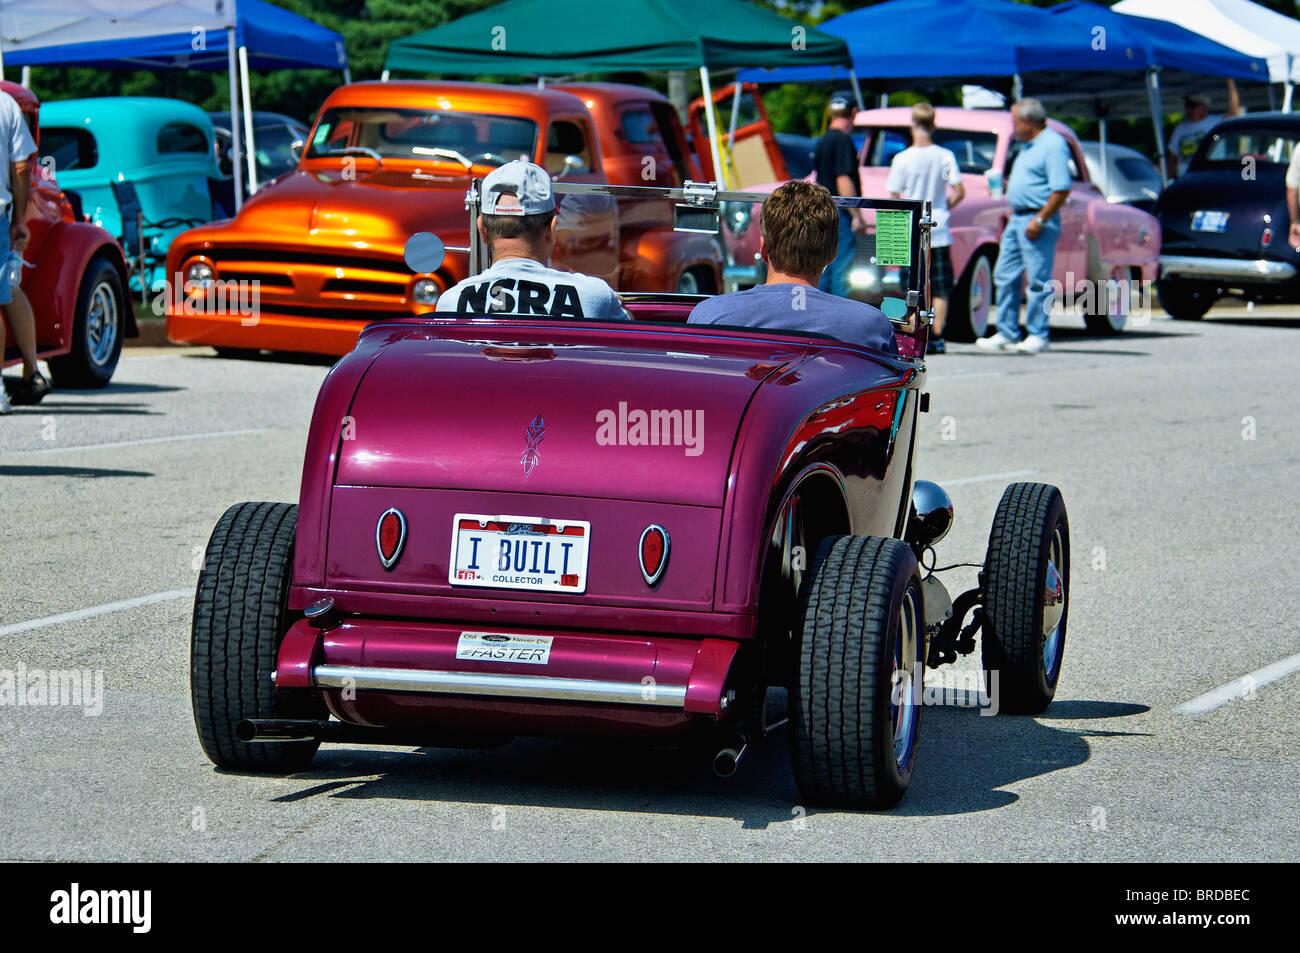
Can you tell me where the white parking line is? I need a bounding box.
[0,590,191,637]
[936,469,1037,487]
[1173,653,1300,715]
[6,428,271,455]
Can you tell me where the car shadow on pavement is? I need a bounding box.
[19,401,161,416]
[262,697,1151,827]
[0,464,153,478]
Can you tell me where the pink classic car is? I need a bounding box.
[188,183,1071,810]
[724,107,1160,340]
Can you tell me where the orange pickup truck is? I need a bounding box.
[165,81,725,356]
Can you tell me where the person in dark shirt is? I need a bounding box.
[688,181,897,355]
[812,96,869,298]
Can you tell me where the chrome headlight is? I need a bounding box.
[413,279,440,305]
[723,201,752,236]
[186,261,215,286]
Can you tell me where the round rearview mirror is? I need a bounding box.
[404,232,445,274]
[881,296,908,321]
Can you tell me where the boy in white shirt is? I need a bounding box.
[887,102,964,353]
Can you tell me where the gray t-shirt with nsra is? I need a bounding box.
[436,257,630,320]
[688,284,898,354]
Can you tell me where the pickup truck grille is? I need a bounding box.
[204,246,415,274]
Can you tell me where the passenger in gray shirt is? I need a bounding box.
[689,181,897,354]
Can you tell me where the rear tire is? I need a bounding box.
[1156,277,1215,321]
[947,251,994,342]
[47,256,126,389]
[792,535,925,809]
[1082,266,1131,336]
[981,483,1069,715]
[191,501,322,772]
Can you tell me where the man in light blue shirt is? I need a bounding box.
[978,98,1071,354]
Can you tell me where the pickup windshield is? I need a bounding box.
[1191,126,1299,171]
[307,107,538,163]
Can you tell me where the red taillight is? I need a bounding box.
[638,525,669,586]
[376,508,407,569]
[1262,227,1273,248]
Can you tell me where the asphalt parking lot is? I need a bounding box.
[1,305,1297,862]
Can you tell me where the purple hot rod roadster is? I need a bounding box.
[190,182,1070,809]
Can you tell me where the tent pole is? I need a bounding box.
[1147,67,1167,189]
[381,69,390,82]
[21,66,30,87]
[343,66,352,85]
[1012,73,1023,102]
[239,45,258,195]
[227,27,244,212]
[725,81,742,188]
[1098,115,1109,198]
[699,66,725,188]
[1285,57,1294,113]
[848,68,864,110]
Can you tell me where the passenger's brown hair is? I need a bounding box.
[759,180,839,278]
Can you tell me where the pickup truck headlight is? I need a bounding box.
[186,261,215,287]
[413,279,440,305]
[723,201,752,236]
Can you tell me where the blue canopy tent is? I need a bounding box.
[0,0,350,208]
[737,0,1267,185]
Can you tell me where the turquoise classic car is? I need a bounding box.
[39,97,221,293]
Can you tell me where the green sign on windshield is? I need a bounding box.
[874,210,913,267]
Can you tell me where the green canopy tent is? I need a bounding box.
[383,0,853,187]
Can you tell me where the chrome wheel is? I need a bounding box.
[676,270,700,295]
[967,255,992,338]
[892,588,922,768]
[1042,526,1066,685]
[1104,266,1129,332]
[85,281,120,368]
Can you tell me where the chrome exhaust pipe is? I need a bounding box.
[236,719,326,743]
[712,733,748,778]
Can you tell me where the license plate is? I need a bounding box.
[449,513,590,593]
[1191,210,1229,233]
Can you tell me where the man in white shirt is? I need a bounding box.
[887,102,964,353]
[0,89,47,414]
[1167,82,1240,179]
[437,159,630,320]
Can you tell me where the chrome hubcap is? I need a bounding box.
[85,281,119,367]
[1042,527,1066,683]
[892,588,921,767]
[1107,267,1129,330]
[970,257,991,337]
[676,271,699,295]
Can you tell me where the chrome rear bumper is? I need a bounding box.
[1159,255,1297,282]
[313,664,688,708]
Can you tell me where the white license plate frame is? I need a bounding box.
[448,513,590,594]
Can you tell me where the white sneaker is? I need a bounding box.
[0,386,12,415]
[1015,335,1050,354]
[975,332,1018,352]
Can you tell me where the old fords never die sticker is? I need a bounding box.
[456,632,554,665]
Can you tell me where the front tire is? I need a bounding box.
[792,535,925,809]
[191,501,322,772]
[48,256,126,389]
[981,483,1069,715]
[1156,277,1215,321]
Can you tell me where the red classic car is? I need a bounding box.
[165,81,723,356]
[724,106,1161,340]
[188,184,1070,809]
[1,81,133,387]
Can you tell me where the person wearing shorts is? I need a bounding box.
[887,102,964,353]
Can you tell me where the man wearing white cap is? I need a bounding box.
[436,159,630,320]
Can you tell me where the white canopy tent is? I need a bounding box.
[1114,0,1300,111]
[0,0,350,210]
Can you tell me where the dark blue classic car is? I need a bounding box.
[1156,114,1300,320]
